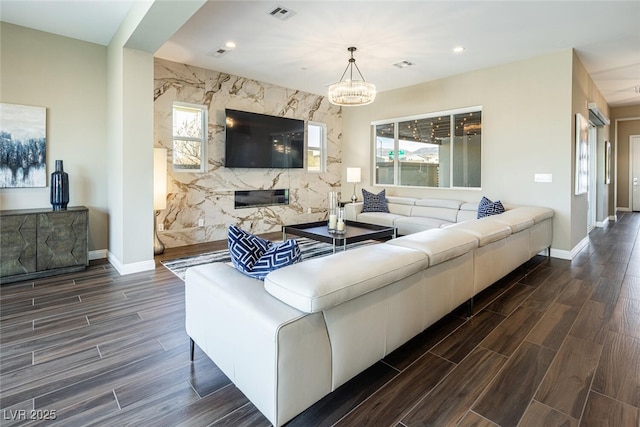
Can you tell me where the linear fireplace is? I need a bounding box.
[234,189,289,209]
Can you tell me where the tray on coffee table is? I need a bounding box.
[282,220,396,253]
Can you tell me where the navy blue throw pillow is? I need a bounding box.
[228,225,300,280]
[250,239,301,280]
[362,189,389,213]
[477,196,505,218]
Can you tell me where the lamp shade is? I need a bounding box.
[153,148,167,210]
[346,167,361,183]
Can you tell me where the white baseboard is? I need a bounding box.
[617,207,632,212]
[550,248,572,260]
[550,235,590,260]
[89,249,108,260]
[107,251,156,276]
[595,217,609,228]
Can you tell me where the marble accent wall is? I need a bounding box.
[154,58,343,248]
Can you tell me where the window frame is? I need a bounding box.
[307,121,327,173]
[172,101,208,173]
[372,106,482,189]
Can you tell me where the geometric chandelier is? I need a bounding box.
[327,47,376,106]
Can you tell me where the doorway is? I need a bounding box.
[632,135,640,211]
[587,124,597,232]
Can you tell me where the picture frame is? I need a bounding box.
[575,112,588,195]
[0,103,47,188]
[605,140,611,185]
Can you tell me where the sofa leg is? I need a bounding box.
[466,298,474,318]
[190,338,195,362]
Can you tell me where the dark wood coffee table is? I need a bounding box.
[282,220,396,253]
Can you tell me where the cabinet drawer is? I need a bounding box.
[0,215,37,276]
[37,211,88,271]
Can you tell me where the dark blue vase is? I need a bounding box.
[50,160,69,211]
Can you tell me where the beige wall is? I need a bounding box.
[0,23,109,255]
[611,106,640,209]
[343,50,576,254]
[570,51,610,246]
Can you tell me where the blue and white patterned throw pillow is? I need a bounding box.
[250,239,301,280]
[228,225,300,280]
[477,196,505,218]
[362,189,389,213]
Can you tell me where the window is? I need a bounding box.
[172,102,207,172]
[307,122,327,172]
[373,107,482,188]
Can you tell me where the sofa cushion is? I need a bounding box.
[508,206,554,224]
[488,210,535,233]
[446,218,512,247]
[362,189,389,213]
[264,244,428,313]
[457,202,479,223]
[414,198,464,210]
[386,228,478,267]
[385,196,418,206]
[387,202,414,216]
[477,196,505,218]
[394,216,454,235]
[228,225,301,280]
[357,212,403,228]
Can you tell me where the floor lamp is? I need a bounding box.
[347,167,361,203]
[154,148,167,255]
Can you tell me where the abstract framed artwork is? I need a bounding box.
[0,103,47,188]
[575,112,588,195]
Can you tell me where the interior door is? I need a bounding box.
[632,136,640,211]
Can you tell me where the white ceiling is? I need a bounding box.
[2,1,639,107]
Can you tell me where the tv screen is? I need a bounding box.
[224,109,304,168]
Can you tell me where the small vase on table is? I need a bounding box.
[50,160,69,211]
[335,207,346,234]
[328,191,338,232]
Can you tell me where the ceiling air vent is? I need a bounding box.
[393,60,415,69]
[588,102,610,127]
[210,48,229,58]
[267,5,297,21]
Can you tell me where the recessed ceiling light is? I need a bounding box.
[453,46,465,53]
[225,41,236,49]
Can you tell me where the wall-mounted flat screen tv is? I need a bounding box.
[224,109,304,168]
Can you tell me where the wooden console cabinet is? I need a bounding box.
[0,207,89,284]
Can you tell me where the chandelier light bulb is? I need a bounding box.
[328,47,376,106]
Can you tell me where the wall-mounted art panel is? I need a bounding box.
[0,103,47,188]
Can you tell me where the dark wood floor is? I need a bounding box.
[1,215,639,426]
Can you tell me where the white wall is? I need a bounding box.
[106,0,205,273]
[0,23,109,255]
[343,50,574,253]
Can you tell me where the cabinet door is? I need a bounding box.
[0,215,37,276]
[37,210,88,271]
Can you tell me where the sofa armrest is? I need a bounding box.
[344,202,363,221]
[185,263,332,426]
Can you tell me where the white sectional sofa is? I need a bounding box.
[344,196,481,235]
[185,202,553,426]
